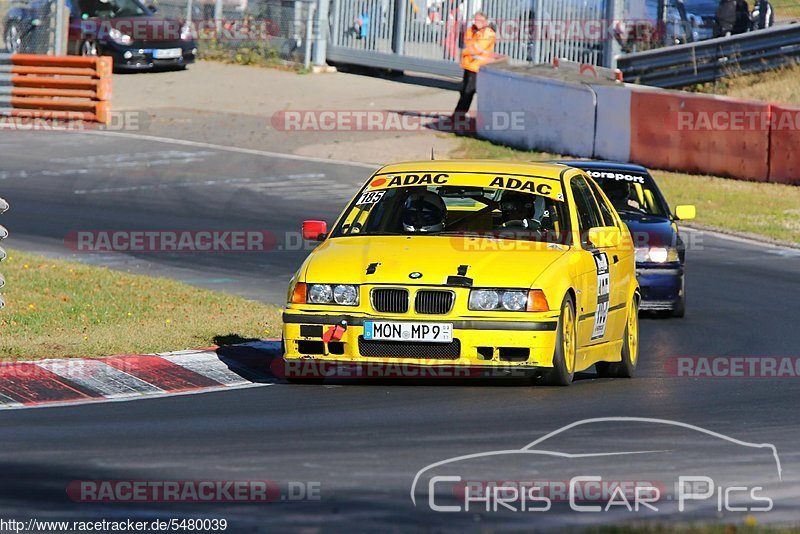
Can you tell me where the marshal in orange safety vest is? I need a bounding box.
[454,13,497,119]
[460,24,497,72]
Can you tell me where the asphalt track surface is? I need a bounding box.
[2,130,800,531]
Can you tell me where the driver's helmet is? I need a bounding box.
[499,191,548,228]
[402,190,446,233]
[499,191,535,223]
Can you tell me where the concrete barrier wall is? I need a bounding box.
[629,90,771,181]
[477,64,797,184]
[591,84,632,162]
[477,67,596,157]
[768,105,800,185]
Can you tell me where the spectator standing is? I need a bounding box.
[453,12,496,121]
[715,0,736,36]
[733,0,751,33]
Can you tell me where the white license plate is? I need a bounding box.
[364,321,453,343]
[153,48,182,59]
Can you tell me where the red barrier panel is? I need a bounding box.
[629,89,770,181]
[768,104,800,185]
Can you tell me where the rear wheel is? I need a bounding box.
[539,294,576,386]
[596,296,639,378]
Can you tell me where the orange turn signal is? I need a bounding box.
[291,282,307,304]
[527,290,549,312]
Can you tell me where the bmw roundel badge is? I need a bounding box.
[409,272,423,279]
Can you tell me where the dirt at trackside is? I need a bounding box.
[113,61,465,165]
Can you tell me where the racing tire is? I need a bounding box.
[539,294,577,386]
[596,296,639,378]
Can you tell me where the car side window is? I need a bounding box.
[570,176,603,248]
[587,179,618,228]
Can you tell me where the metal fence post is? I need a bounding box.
[330,0,341,47]
[603,0,622,68]
[313,0,329,66]
[214,0,223,32]
[54,0,67,55]
[0,197,8,310]
[305,2,316,68]
[392,0,406,55]
[532,0,544,63]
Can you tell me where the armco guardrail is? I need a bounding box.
[0,197,7,310]
[0,54,112,123]
[477,63,800,185]
[617,23,800,89]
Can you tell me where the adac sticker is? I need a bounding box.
[371,173,450,188]
[489,176,564,201]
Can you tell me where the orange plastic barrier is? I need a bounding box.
[629,90,770,181]
[767,104,800,185]
[7,54,112,124]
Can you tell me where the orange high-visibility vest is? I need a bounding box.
[460,25,496,72]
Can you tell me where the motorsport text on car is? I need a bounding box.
[282,161,640,385]
[557,161,695,317]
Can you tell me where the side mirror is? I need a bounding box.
[588,226,621,249]
[674,205,696,221]
[302,220,327,241]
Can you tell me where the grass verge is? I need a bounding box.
[0,249,282,360]
[692,64,800,106]
[455,137,800,245]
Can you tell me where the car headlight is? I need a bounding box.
[308,284,333,304]
[636,247,679,263]
[333,284,359,305]
[108,27,133,45]
[501,291,528,311]
[469,289,545,312]
[180,23,193,41]
[469,289,500,311]
[306,283,359,305]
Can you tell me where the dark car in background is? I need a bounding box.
[3,0,196,71]
[558,161,696,317]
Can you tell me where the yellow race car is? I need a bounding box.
[282,160,639,385]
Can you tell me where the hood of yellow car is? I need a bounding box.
[303,235,569,287]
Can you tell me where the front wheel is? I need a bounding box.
[4,22,22,54]
[596,296,639,378]
[80,39,98,56]
[539,294,577,386]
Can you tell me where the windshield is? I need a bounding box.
[331,175,572,245]
[585,170,669,218]
[78,0,148,18]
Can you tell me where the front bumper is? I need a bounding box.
[282,311,559,372]
[636,264,683,311]
[101,41,197,70]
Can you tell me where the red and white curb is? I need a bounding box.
[0,340,281,410]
